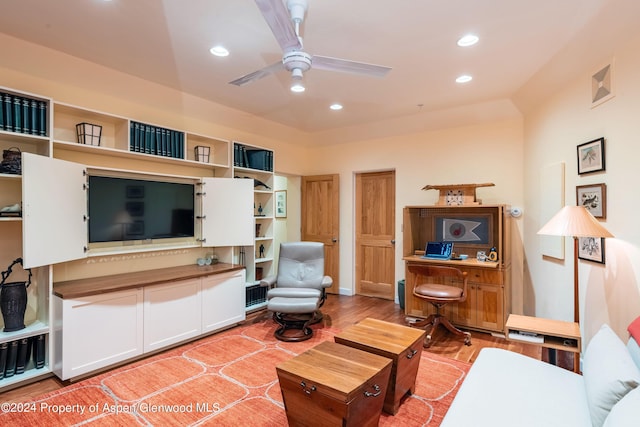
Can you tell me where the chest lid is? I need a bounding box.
[276,341,391,402]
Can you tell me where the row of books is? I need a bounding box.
[234,143,273,172]
[0,92,48,136]
[0,334,46,380]
[245,284,267,308]
[129,121,185,159]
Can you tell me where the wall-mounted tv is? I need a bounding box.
[88,175,195,244]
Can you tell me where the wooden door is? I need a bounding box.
[301,174,340,294]
[355,171,395,299]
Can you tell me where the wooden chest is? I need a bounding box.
[334,318,426,414]
[276,341,392,427]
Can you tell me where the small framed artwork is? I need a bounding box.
[577,137,605,175]
[433,213,494,248]
[126,185,145,198]
[576,183,606,219]
[578,237,605,264]
[275,190,287,218]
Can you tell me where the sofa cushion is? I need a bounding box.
[441,348,590,427]
[603,386,640,427]
[627,315,640,342]
[584,324,640,427]
[628,338,640,370]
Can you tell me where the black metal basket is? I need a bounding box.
[0,258,32,332]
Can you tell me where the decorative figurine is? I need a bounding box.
[258,203,263,216]
[259,244,265,258]
[488,247,498,262]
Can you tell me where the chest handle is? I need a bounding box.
[300,381,316,395]
[364,384,382,397]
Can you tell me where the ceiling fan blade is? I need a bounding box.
[229,61,284,86]
[312,55,392,78]
[255,0,302,52]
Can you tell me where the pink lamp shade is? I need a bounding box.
[537,206,614,238]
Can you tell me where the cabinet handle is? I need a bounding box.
[300,381,316,395]
[196,192,206,196]
[197,238,206,243]
[364,384,382,397]
[83,215,89,222]
[196,215,206,220]
[406,349,418,359]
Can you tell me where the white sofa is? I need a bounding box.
[441,324,640,427]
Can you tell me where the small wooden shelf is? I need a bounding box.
[506,314,581,373]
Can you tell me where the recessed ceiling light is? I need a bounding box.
[456,75,473,83]
[329,103,343,110]
[457,34,479,47]
[209,45,229,57]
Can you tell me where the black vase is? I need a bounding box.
[0,281,27,332]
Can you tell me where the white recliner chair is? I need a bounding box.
[260,242,332,341]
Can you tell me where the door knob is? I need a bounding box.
[391,239,396,244]
[332,238,337,243]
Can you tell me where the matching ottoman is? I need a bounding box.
[276,341,392,427]
[334,317,426,414]
[267,296,320,342]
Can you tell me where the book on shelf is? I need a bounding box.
[3,339,19,378]
[32,334,46,369]
[508,330,544,344]
[15,337,30,375]
[0,92,47,136]
[0,342,8,379]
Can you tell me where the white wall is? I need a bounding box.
[307,119,525,304]
[522,31,640,343]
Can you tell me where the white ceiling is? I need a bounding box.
[0,0,628,140]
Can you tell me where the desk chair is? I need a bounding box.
[407,264,471,348]
[261,242,332,341]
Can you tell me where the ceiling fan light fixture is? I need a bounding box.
[457,34,479,47]
[290,68,305,92]
[209,45,229,57]
[456,74,473,83]
[330,103,343,110]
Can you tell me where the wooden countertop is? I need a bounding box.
[403,255,500,268]
[53,262,245,299]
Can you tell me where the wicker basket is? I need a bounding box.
[0,258,32,332]
[0,147,21,175]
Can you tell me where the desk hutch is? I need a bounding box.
[402,205,511,333]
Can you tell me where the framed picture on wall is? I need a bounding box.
[275,190,287,218]
[577,137,605,175]
[578,237,605,264]
[576,183,606,219]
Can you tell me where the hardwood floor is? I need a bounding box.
[1,294,541,403]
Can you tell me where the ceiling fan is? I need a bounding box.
[229,0,392,92]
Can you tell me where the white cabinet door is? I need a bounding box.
[201,177,253,246]
[22,153,87,268]
[201,270,246,333]
[53,289,143,380]
[143,278,201,352]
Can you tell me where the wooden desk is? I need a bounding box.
[403,255,510,333]
[334,318,426,414]
[505,314,581,373]
[276,341,392,427]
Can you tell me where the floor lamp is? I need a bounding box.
[537,206,613,372]
[537,205,614,324]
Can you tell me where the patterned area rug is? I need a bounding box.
[1,320,470,426]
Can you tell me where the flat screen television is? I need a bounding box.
[88,175,195,244]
